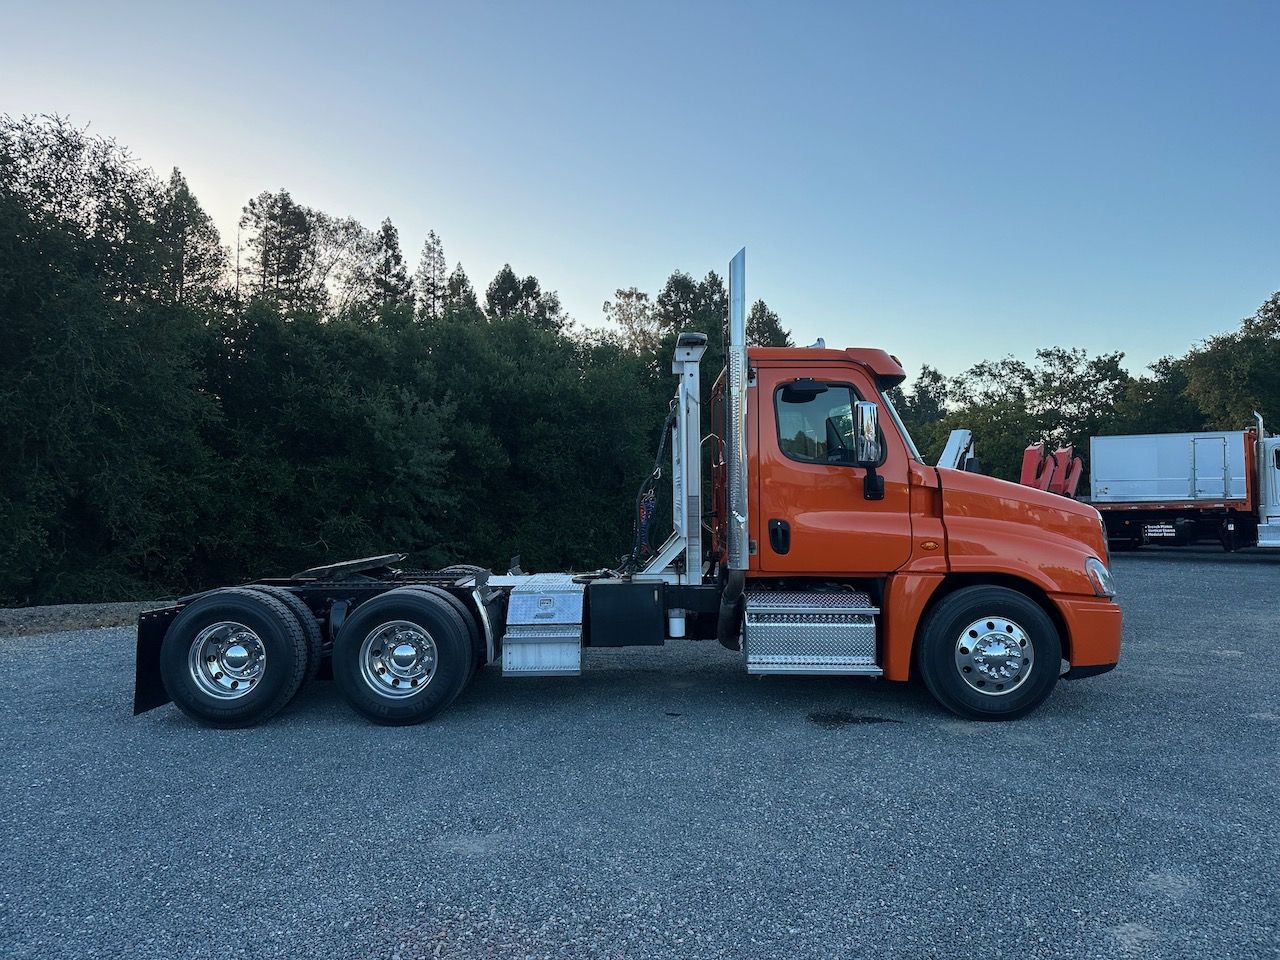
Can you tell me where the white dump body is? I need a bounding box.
[1089,431,1249,504]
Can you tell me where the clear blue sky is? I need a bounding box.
[3,1,1276,380]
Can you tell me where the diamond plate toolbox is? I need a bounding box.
[502,574,585,676]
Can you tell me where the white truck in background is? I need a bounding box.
[1089,414,1280,550]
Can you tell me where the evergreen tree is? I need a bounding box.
[747,299,792,347]
[413,230,447,320]
[445,262,480,317]
[239,189,316,309]
[157,169,226,303]
[485,264,565,329]
[369,217,412,309]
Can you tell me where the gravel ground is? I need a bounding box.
[0,601,155,637]
[1,550,1277,960]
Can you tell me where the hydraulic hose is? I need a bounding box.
[620,401,679,573]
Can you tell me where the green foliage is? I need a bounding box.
[747,299,792,348]
[367,218,412,310]
[444,263,479,316]
[0,117,222,602]
[484,264,564,329]
[1110,357,1207,435]
[1182,293,1280,428]
[413,230,447,321]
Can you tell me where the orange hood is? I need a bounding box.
[937,467,1108,566]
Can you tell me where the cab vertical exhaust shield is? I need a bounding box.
[726,247,750,571]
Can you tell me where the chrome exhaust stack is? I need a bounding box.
[717,248,749,651]
[726,248,750,572]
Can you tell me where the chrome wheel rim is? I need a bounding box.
[188,621,266,700]
[954,616,1033,696]
[359,621,437,698]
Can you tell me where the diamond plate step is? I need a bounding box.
[744,589,881,676]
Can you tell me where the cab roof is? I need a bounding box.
[748,346,907,388]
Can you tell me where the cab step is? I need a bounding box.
[744,589,881,676]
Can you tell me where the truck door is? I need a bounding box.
[755,364,913,575]
[1193,436,1228,499]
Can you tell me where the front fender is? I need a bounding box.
[944,515,1097,596]
[939,467,1105,596]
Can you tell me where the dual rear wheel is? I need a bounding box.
[159,588,309,728]
[160,585,478,727]
[331,587,475,725]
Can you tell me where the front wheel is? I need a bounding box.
[916,586,1061,720]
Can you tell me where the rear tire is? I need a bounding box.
[916,586,1061,721]
[400,585,485,677]
[246,585,325,689]
[160,588,308,727]
[332,588,472,725]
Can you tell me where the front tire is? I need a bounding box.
[159,588,308,727]
[916,586,1061,720]
[332,588,472,725]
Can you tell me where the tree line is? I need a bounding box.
[2,116,1275,604]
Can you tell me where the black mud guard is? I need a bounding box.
[133,605,181,714]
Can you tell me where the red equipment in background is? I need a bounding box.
[1020,443,1083,498]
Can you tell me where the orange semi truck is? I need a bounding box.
[132,250,1121,727]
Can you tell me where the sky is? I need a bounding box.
[2,1,1277,381]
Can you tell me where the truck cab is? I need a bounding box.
[709,333,1122,719]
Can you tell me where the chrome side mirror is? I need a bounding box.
[854,401,881,466]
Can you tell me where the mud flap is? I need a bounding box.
[133,605,180,714]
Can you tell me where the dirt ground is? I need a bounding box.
[0,601,157,637]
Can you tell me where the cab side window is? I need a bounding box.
[776,385,859,464]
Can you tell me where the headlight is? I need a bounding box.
[1085,557,1116,598]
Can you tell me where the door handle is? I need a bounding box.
[768,519,791,555]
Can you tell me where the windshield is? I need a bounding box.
[880,391,922,462]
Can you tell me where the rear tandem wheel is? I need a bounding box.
[245,584,325,690]
[158,588,308,727]
[331,587,473,725]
